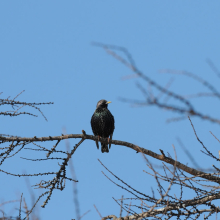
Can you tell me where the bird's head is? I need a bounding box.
[96,99,111,109]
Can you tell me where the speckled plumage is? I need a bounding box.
[91,99,115,153]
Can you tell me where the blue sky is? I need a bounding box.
[0,1,220,219]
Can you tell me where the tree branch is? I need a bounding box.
[1,133,219,183]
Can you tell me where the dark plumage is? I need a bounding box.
[91,99,115,153]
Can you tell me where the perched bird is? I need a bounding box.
[91,99,115,153]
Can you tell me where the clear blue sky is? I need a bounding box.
[0,1,220,219]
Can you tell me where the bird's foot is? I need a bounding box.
[108,137,112,149]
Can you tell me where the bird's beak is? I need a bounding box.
[106,101,111,104]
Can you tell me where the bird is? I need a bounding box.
[91,99,115,153]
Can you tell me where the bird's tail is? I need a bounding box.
[101,143,109,153]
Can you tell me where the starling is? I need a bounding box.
[91,99,115,153]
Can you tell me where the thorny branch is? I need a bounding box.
[1,130,219,184]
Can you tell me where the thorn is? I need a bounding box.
[82,130,86,136]
[159,149,166,158]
